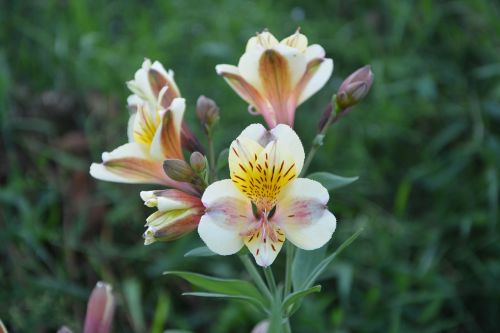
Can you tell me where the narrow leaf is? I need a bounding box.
[307,172,359,190]
[184,246,216,257]
[292,245,327,291]
[182,292,266,311]
[303,228,363,290]
[282,285,322,311]
[164,271,266,304]
[216,148,229,171]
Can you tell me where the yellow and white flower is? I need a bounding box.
[198,124,336,267]
[216,30,333,128]
[90,59,198,194]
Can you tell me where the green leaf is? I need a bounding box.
[150,292,170,333]
[282,285,322,311]
[184,246,216,257]
[292,245,327,291]
[123,278,146,333]
[182,292,267,312]
[164,271,267,305]
[302,228,364,290]
[307,172,359,191]
[216,148,229,171]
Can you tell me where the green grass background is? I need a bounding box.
[1,0,499,332]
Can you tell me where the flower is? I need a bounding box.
[89,59,202,194]
[216,30,333,128]
[198,124,336,266]
[141,189,204,244]
[83,282,115,333]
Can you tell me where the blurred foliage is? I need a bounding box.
[1,0,500,332]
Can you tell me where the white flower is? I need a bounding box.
[216,30,333,128]
[198,124,336,266]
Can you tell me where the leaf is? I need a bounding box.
[184,246,216,257]
[216,148,229,171]
[164,271,267,305]
[307,172,359,191]
[292,245,327,291]
[123,278,146,333]
[282,285,322,311]
[182,292,266,311]
[302,228,363,290]
[150,292,170,333]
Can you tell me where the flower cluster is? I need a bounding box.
[90,30,372,267]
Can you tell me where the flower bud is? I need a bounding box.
[336,65,373,110]
[251,320,269,333]
[57,327,73,333]
[190,152,208,174]
[83,282,115,333]
[163,159,195,182]
[196,95,220,133]
[140,190,204,244]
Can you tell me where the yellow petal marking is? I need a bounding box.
[133,104,160,145]
[230,138,297,211]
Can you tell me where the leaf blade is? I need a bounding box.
[307,172,359,191]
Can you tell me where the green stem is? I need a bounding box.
[300,100,345,177]
[264,267,278,295]
[283,242,295,298]
[283,319,292,333]
[207,131,217,182]
[240,255,273,301]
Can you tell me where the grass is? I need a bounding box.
[1,0,499,332]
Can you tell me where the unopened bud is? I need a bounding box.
[196,95,220,133]
[84,282,115,333]
[163,159,195,182]
[336,65,373,110]
[190,152,208,173]
[251,320,269,333]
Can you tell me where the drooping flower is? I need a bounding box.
[198,124,336,266]
[141,189,204,244]
[83,282,115,333]
[216,30,333,128]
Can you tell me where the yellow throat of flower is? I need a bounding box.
[230,138,297,212]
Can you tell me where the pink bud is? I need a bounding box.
[336,65,373,110]
[196,95,220,133]
[251,320,269,333]
[83,282,115,333]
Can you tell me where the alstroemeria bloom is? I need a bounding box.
[216,30,333,128]
[198,124,336,266]
[141,189,204,244]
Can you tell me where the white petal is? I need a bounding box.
[305,44,326,62]
[127,113,136,143]
[101,142,149,162]
[198,180,253,255]
[245,227,285,267]
[246,31,279,51]
[269,124,305,174]
[271,44,308,88]
[276,178,336,250]
[281,32,308,52]
[238,48,265,92]
[297,58,334,105]
[198,214,245,255]
[201,179,248,207]
[238,123,267,143]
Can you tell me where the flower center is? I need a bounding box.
[133,104,160,145]
[230,139,297,212]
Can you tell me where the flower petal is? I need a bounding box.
[246,31,279,51]
[281,32,308,52]
[245,225,285,267]
[198,180,253,255]
[275,178,336,250]
[150,98,185,160]
[296,57,334,105]
[215,64,275,126]
[148,62,181,109]
[90,143,166,184]
[269,124,305,174]
[304,44,326,62]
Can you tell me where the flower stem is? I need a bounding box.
[283,242,295,298]
[207,131,217,182]
[283,319,292,333]
[264,267,278,295]
[300,99,347,177]
[240,255,273,301]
